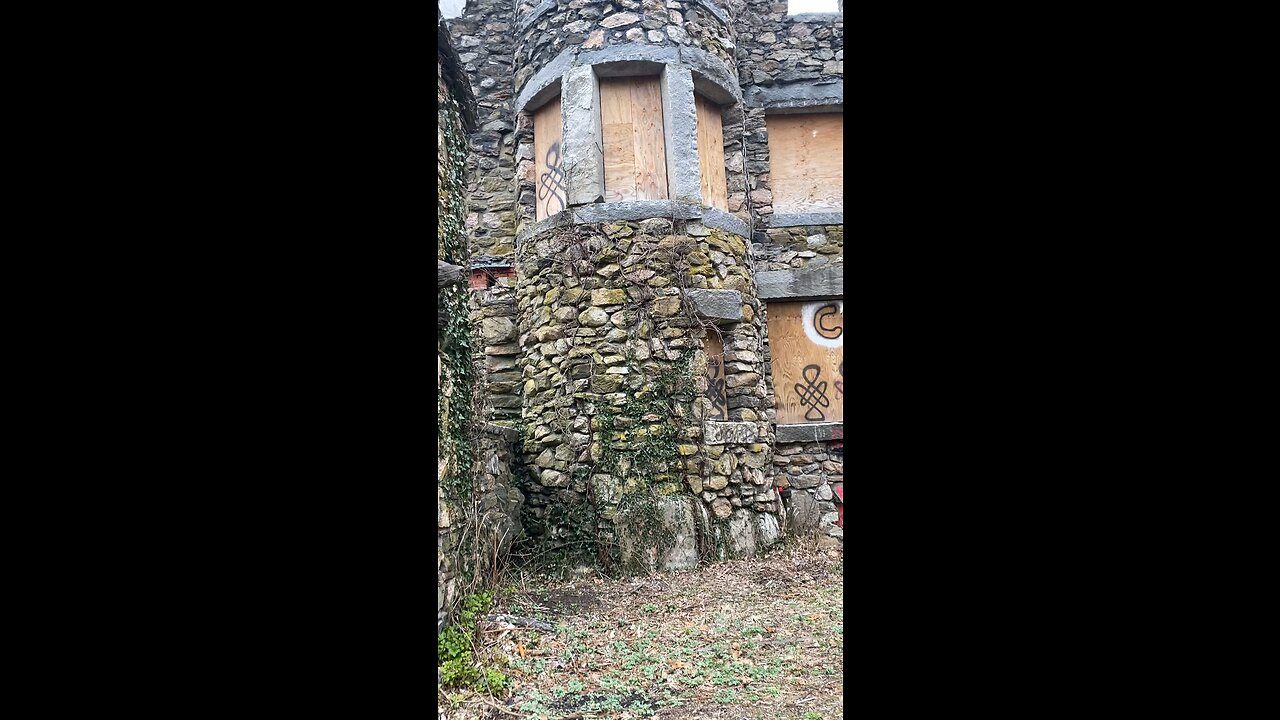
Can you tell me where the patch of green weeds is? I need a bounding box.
[714,688,739,704]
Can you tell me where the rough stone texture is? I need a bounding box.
[686,289,744,323]
[660,66,702,204]
[774,439,843,542]
[444,0,845,572]
[770,212,843,228]
[786,487,820,532]
[745,79,843,109]
[562,64,605,207]
[728,508,758,555]
[658,495,701,571]
[775,422,842,444]
[755,264,844,300]
[704,420,758,445]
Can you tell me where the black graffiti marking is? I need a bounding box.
[538,142,567,214]
[835,360,844,401]
[814,304,842,340]
[794,364,830,422]
[706,356,727,420]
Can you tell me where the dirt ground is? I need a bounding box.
[438,537,844,720]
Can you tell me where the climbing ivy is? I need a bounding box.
[438,84,476,505]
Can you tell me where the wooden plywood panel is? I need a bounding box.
[600,77,668,202]
[767,301,844,425]
[704,333,727,421]
[533,97,566,220]
[696,94,727,210]
[601,81,636,202]
[766,113,843,214]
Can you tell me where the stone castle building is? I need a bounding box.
[438,0,842,626]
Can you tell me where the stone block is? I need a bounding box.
[561,64,604,207]
[685,289,743,323]
[790,474,823,489]
[775,422,842,444]
[592,288,627,305]
[755,265,843,301]
[728,508,757,556]
[786,490,820,532]
[704,420,758,445]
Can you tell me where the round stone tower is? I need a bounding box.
[473,0,783,572]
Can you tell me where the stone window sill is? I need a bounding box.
[771,211,843,228]
[775,422,843,443]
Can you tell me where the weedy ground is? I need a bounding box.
[438,536,844,720]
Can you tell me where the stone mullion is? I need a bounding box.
[560,65,604,207]
[660,66,703,205]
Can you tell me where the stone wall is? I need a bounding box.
[449,2,521,259]
[439,13,525,632]
[441,0,844,569]
[752,224,843,271]
[727,1,845,545]
[438,423,526,631]
[727,0,843,231]
[514,217,780,570]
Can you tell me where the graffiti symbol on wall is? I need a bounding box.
[815,304,843,340]
[801,301,844,348]
[834,360,844,402]
[538,142,567,215]
[707,355,727,420]
[794,364,830,421]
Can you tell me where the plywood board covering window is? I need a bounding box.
[600,77,669,202]
[766,113,843,213]
[767,301,844,425]
[533,96,566,220]
[695,94,728,210]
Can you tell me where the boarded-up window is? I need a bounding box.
[704,334,728,421]
[600,77,668,202]
[767,301,844,425]
[766,113,843,213]
[696,95,727,210]
[534,96,566,220]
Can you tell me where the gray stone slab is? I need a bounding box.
[561,64,604,207]
[775,422,843,444]
[658,496,700,571]
[728,508,757,556]
[704,420,758,445]
[577,44,680,69]
[747,80,843,109]
[755,265,843,300]
[757,512,781,547]
[479,422,520,442]
[771,212,843,228]
[679,46,743,105]
[690,0,731,26]
[572,200,701,224]
[661,67,701,204]
[516,0,557,35]
[786,490,820,532]
[686,289,743,323]
[702,207,751,237]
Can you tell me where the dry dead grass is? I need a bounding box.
[438,536,844,720]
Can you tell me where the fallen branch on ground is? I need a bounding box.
[483,614,555,632]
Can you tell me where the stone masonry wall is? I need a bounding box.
[515,218,779,570]
[439,14,524,632]
[727,0,843,230]
[449,3,522,259]
[728,1,845,545]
